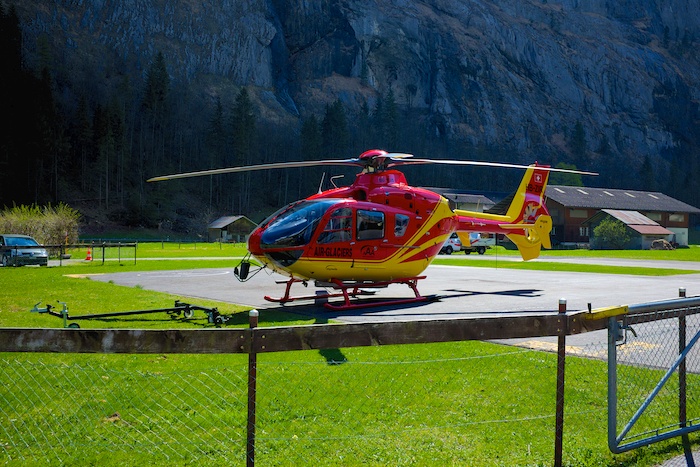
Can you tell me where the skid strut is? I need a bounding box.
[265,276,435,311]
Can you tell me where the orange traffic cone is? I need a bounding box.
[85,247,92,261]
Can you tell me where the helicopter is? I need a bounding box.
[148,149,596,310]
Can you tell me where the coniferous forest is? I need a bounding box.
[2,3,700,236]
[0,5,474,234]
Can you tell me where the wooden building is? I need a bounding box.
[207,216,257,243]
[545,186,700,247]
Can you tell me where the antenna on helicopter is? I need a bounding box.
[330,174,344,189]
[317,173,326,194]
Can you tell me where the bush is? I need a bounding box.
[593,218,630,249]
[0,203,81,246]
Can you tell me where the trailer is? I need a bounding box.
[30,300,231,327]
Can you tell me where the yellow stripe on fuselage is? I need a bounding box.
[282,198,455,281]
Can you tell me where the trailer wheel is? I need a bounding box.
[67,323,80,329]
[183,309,194,319]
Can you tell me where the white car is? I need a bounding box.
[439,233,462,255]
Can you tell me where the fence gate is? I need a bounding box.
[607,293,700,458]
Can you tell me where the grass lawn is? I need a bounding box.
[1,245,698,465]
[431,257,699,275]
[484,244,700,261]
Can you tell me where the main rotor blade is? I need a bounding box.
[147,159,361,182]
[390,158,598,175]
[148,153,597,182]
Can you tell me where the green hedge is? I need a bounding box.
[0,203,80,245]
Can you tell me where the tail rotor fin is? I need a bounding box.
[498,165,552,260]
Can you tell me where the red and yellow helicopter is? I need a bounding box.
[149,150,595,310]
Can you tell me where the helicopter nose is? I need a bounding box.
[247,227,263,255]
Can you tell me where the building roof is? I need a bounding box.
[424,188,498,204]
[441,192,495,208]
[208,215,255,229]
[600,209,658,225]
[545,185,700,213]
[631,225,674,235]
[586,209,674,236]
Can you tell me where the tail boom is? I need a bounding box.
[453,164,552,260]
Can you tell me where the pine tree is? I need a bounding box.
[322,100,349,157]
[384,88,399,150]
[569,120,587,166]
[230,87,257,212]
[300,115,322,196]
[141,51,170,174]
[639,155,655,190]
[206,97,226,209]
[231,88,256,166]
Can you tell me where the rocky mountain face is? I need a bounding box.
[11,0,700,180]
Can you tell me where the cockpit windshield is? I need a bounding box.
[260,199,337,249]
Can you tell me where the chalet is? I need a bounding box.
[545,186,700,247]
[207,216,257,243]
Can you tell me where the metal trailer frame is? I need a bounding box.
[30,300,229,328]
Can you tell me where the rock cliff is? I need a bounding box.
[10,0,700,176]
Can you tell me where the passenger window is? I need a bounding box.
[394,214,409,238]
[317,208,353,244]
[357,210,384,240]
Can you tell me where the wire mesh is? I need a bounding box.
[612,308,700,449]
[0,354,248,465]
[5,323,694,466]
[0,343,574,466]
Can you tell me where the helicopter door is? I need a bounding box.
[356,209,384,241]
[356,209,389,261]
[317,207,353,244]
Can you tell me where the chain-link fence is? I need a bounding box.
[610,306,700,453]
[4,298,700,466]
[0,354,249,465]
[1,342,607,467]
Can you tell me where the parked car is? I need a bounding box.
[0,234,49,267]
[439,232,462,254]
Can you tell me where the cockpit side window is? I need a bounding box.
[394,214,409,238]
[357,210,384,240]
[317,207,353,244]
[259,200,336,249]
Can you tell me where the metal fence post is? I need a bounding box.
[247,309,259,467]
[607,315,619,453]
[679,287,687,429]
[678,287,695,466]
[554,298,567,467]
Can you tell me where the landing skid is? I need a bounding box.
[264,276,433,311]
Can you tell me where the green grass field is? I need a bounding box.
[1,244,698,465]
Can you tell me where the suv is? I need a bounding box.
[0,234,49,267]
[439,232,462,255]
